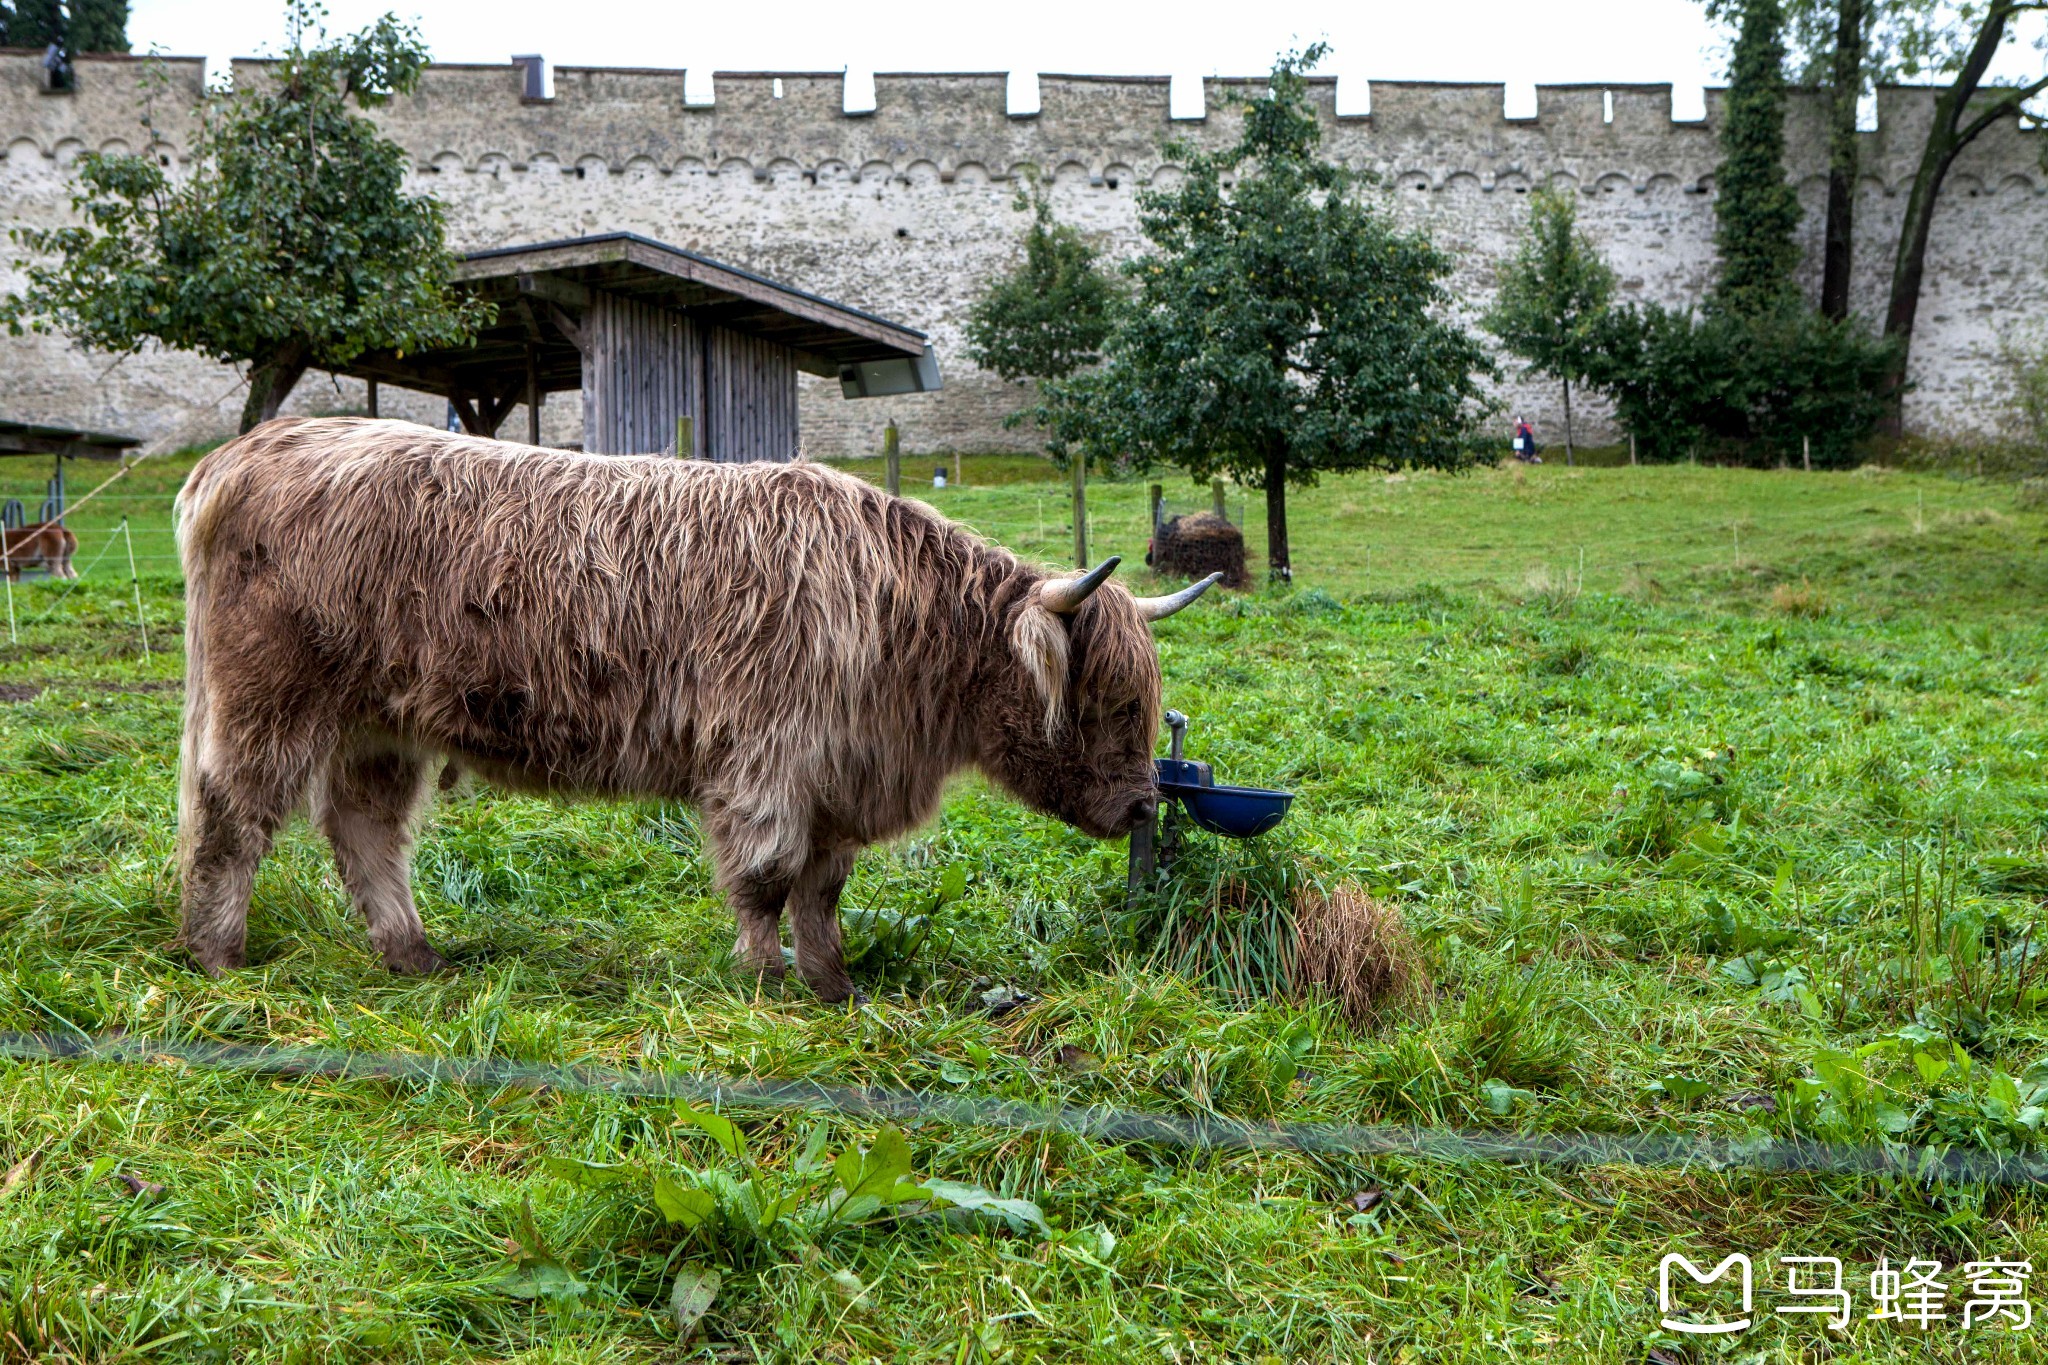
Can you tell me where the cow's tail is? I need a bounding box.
[173,445,235,886]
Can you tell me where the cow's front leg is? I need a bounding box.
[788,847,858,1004]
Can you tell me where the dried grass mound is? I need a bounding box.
[1292,883,1429,1025]
[1152,512,1250,590]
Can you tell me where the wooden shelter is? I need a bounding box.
[336,233,939,459]
[0,419,141,526]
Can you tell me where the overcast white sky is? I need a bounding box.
[126,0,2045,111]
[130,1,1731,86]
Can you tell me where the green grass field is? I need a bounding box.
[3,450,2047,1362]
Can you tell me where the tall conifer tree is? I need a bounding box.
[10,0,65,49]
[70,0,129,52]
[1713,0,1803,318]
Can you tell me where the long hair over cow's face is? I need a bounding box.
[977,582,1162,839]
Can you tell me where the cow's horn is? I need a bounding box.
[1135,573,1223,622]
[1041,555,1121,614]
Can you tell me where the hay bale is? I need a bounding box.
[1150,512,1250,590]
[1292,884,1429,1025]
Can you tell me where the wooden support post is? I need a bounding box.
[675,416,694,460]
[1148,483,1163,536]
[1802,434,1812,472]
[1071,456,1088,569]
[527,348,542,446]
[366,378,380,419]
[883,421,900,495]
[1629,433,1638,466]
[1125,805,1157,906]
[1212,478,1227,520]
[953,451,962,488]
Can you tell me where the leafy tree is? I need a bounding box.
[1,1,490,431]
[1714,0,1804,318]
[1875,1,2045,430]
[964,178,1115,396]
[1038,45,1493,581]
[1588,304,1893,466]
[1483,186,1615,464]
[1715,0,2046,426]
[69,0,128,52]
[9,0,64,49]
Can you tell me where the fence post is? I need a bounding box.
[366,378,380,419]
[122,516,148,662]
[1629,433,1638,467]
[1148,483,1163,536]
[1071,456,1088,569]
[953,451,962,488]
[884,421,900,496]
[1211,478,1226,520]
[2,525,14,645]
[674,416,694,461]
[1802,435,1811,472]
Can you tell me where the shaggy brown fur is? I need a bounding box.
[3,522,77,581]
[176,417,1172,999]
[1292,884,1429,1025]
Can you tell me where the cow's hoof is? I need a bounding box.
[185,945,245,977]
[806,976,860,1005]
[384,944,449,975]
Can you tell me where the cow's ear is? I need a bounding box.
[1009,600,1070,737]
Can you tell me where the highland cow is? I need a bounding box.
[174,418,1217,1000]
[3,521,77,581]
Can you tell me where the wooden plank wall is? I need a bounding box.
[581,290,702,456]
[705,326,800,463]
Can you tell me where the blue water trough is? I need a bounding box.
[1129,710,1293,897]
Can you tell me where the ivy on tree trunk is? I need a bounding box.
[1879,1,2047,435]
[1819,0,1865,321]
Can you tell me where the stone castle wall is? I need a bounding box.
[0,51,2042,455]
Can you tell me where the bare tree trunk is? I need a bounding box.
[1879,3,2043,436]
[1262,447,1291,583]
[1820,0,1866,322]
[240,343,311,433]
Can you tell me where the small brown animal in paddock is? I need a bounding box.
[174,418,1218,1000]
[3,522,77,581]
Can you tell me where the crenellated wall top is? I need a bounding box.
[0,51,2039,198]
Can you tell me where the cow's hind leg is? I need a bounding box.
[723,872,791,985]
[314,739,442,974]
[788,847,858,1004]
[180,708,331,975]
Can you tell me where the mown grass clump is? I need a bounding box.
[2,461,2046,1361]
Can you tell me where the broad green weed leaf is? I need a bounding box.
[924,1178,1052,1236]
[670,1266,719,1341]
[1481,1079,1537,1115]
[652,1173,716,1229]
[541,1155,630,1187]
[792,1122,831,1175]
[675,1100,745,1159]
[938,863,968,904]
[1655,1075,1714,1103]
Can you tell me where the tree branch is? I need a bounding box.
[1954,74,2048,147]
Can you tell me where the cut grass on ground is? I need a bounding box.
[2,454,2046,1361]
